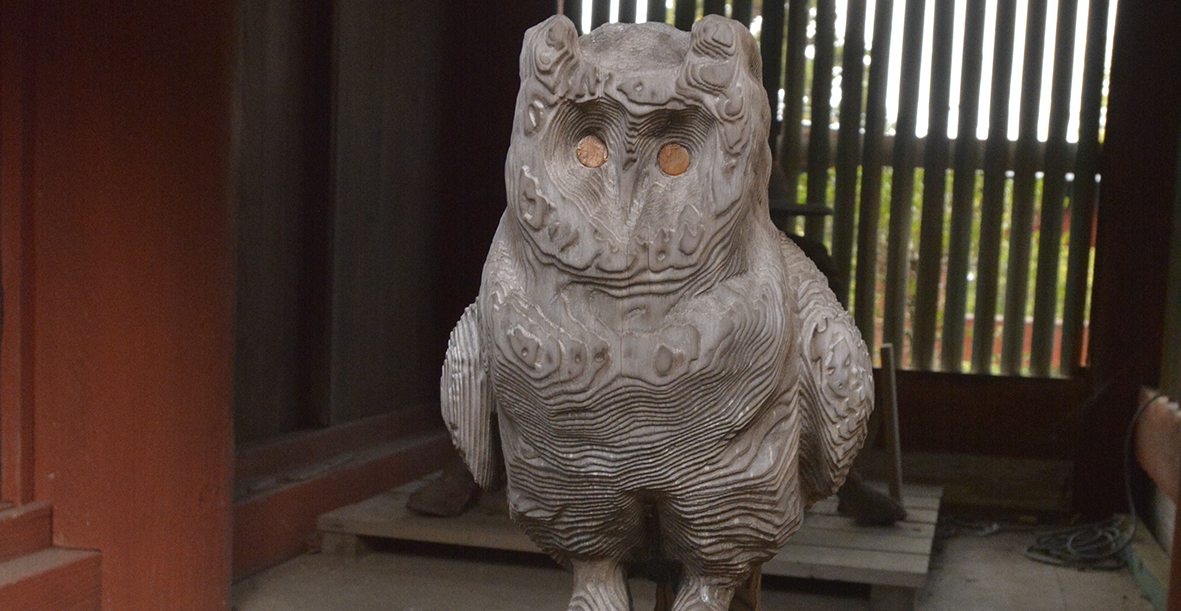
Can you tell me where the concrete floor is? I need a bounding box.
[231,521,1155,611]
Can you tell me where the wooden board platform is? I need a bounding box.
[318,476,942,609]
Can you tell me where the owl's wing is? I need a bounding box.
[440,302,500,488]
[780,235,875,505]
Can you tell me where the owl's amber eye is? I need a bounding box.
[658,143,690,176]
[576,135,607,168]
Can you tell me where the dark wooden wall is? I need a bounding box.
[1,0,237,607]
[1081,0,1181,516]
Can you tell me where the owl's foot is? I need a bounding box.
[669,575,733,611]
[567,558,630,611]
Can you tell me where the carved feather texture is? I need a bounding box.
[780,235,874,505]
[440,303,500,488]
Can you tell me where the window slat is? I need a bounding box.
[1000,0,1050,374]
[647,0,668,24]
[779,0,812,203]
[853,0,898,345]
[831,0,870,307]
[805,0,838,239]
[563,0,583,32]
[674,0,696,30]
[732,0,754,26]
[1030,0,1080,376]
[760,0,787,148]
[882,0,928,361]
[912,0,958,370]
[618,0,637,23]
[971,0,1019,373]
[1060,0,1109,374]
[703,0,726,17]
[591,0,611,30]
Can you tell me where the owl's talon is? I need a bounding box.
[669,575,733,611]
[567,558,631,611]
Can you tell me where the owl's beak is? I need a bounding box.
[618,154,639,217]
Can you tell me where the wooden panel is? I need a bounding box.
[911,0,957,370]
[881,0,929,360]
[0,502,51,564]
[233,432,451,579]
[1029,0,1080,376]
[852,0,898,344]
[829,0,868,306]
[0,549,101,611]
[0,0,36,506]
[971,0,1018,373]
[1080,0,1181,516]
[999,0,1049,374]
[331,0,443,423]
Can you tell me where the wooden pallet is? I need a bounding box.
[318,476,941,611]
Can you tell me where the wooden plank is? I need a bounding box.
[778,0,811,198]
[235,405,442,481]
[804,0,837,240]
[233,432,452,580]
[999,0,1049,374]
[911,0,957,370]
[591,0,610,30]
[0,548,101,611]
[618,0,637,23]
[731,0,753,26]
[830,0,868,306]
[853,0,898,344]
[646,0,667,24]
[760,0,786,148]
[1029,0,1080,376]
[802,514,937,538]
[0,502,51,564]
[703,0,726,17]
[880,345,905,501]
[971,0,1019,373]
[762,543,930,587]
[1058,0,1109,374]
[0,0,37,505]
[674,0,695,30]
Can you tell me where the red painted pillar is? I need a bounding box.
[1,2,236,609]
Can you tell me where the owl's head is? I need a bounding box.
[505,15,772,286]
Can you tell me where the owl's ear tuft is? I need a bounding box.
[522,15,580,83]
[687,16,761,82]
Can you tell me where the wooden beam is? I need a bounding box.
[232,432,452,580]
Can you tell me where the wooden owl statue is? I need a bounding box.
[441,14,874,611]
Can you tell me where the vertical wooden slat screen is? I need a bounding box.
[779,0,811,199]
[674,0,696,30]
[1000,0,1049,374]
[760,0,786,148]
[853,0,897,344]
[1030,0,1080,375]
[618,0,637,23]
[971,0,1018,373]
[703,0,726,17]
[830,0,869,307]
[804,0,837,239]
[591,0,611,30]
[1060,0,1109,374]
[912,0,957,370]
[881,0,927,358]
[732,0,753,26]
[941,0,987,372]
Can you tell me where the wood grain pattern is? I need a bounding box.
[442,16,874,611]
